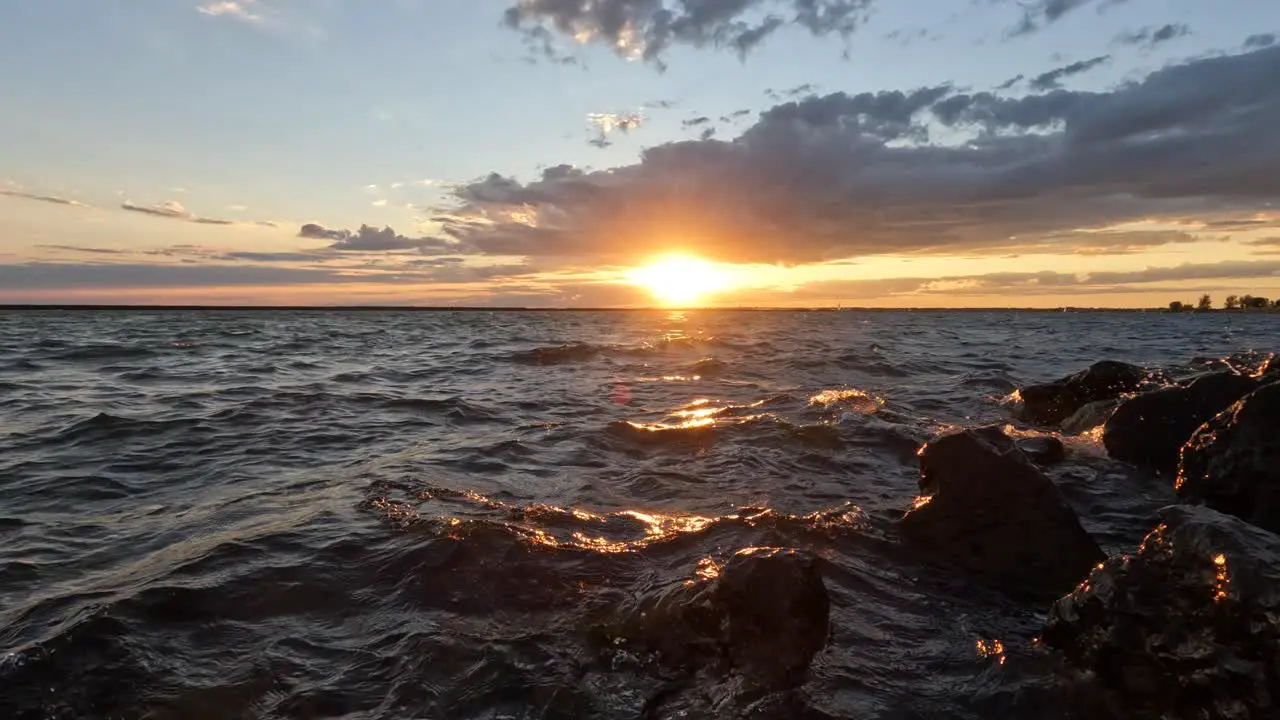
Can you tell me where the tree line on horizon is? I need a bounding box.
[1168,295,1278,312]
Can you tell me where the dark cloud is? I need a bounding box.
[299,223,347,241]
[37,245,127,256]
[1245,33,1277,49]
[503,1,872,65]
[222,251,327,262]
[683,116,712,128]
[996,74,1024,90]
[1010,0,1133,37]
[298,223,467,254]
[1,189,88,207]
[1114,23,1191,49]
[1029,55,1110,91]
[424,46,1280,266]
[645,99,678,110]
[699,127,716,140]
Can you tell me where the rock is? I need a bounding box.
[1017,361,1148,427]
[713,548,830,689]
[1258,354,1279,380]
[1059,399,1119,436]
[899,427,1104,599]
[1178,382,1280,534]
[1043,505,1280,720]
[594,547,829,693]
[1103,371,1258,474]
[1016,435,1067,466]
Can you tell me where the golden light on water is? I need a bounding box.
[976,638,1006,665]
[626,254,732,306]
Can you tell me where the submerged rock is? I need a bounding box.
[1103,371,1258,474]
[1043,505,1280,720]
[1178,382,1280,534]
[1017,361,1148,427]
[595,547,829,694]
[899,427,1104,599]
[1059,399,1119,436]
[1016,435,1067,466]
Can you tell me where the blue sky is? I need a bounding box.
[2,0,1280,306]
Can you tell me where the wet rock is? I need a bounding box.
[1103,371,1258,474]
[1257,354,1280,380]
[1059,399,1119,436]
[594,547,829,693]
[1016,435,1067,466]
[1178,382,1280,534]
[1017,361,1148,427]
[1043,505,1280,720]
[899,427,1104,599]
[714,548,830,689]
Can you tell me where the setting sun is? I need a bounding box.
[626,255,732,306]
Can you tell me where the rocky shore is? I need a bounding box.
[613,350,1280,718]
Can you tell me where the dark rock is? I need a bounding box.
[1059,399,1119,435]
[1178,382,1280,534]
[713,548,830,689]
[899,426,1104,599]
[1017,435,1067,466]
[1043,505,1280,720]
[1017,361,1148,427]
[1103,371,1258,474]
[594,547,829,693]
[1258,354,1279,380]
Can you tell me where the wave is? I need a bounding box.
[43,344,160,362]
[507,342,606,365]
[49,413,202,445]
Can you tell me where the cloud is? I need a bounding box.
[1245,33,1277,49]
[502,0,873,65]
[196,1,263,24]
[0,260,535,293]
[420,45,1280,266]
[1010,0,1133,37]
[996,74,1024,90]
[1114,23,1191,49]
[299,223,465,254]
[753,259,1280,303]
[121,200,255,226]
[37,245,128,255]
[682,116,712,128]
[1246,236,1280,247]
[0,188,89,207]
[1028,55,1110,91]
[221,251,327,262]
[586,111,644,148]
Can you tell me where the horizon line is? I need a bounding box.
[0,304,1256,313]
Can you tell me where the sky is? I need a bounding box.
[2,0,1280,308]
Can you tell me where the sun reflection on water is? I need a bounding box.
[976,638,1006,665]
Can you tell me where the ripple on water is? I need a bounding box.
[0,309,1275,718]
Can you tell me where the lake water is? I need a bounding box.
[1,309,1275,718]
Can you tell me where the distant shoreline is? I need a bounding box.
[2,305,1277,313]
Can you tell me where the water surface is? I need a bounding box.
[1,309,1274,718]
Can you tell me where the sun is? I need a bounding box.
[626,254,731,306]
